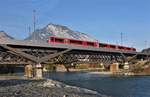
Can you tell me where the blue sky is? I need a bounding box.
[0,0,149,50]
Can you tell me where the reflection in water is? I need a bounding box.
[44,72,150,97]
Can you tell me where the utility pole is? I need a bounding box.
[121,32,123,46]
[28,26,31,36]
[144,40,147,48]
[33,9,36,40]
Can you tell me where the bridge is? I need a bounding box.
[0,39,149,78]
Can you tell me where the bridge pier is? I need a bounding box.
[35,63,43,79]
[124,62,129,70]
[24,64,33,78]
[110,63,119,73]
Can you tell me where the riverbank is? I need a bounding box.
[0,76,108,97]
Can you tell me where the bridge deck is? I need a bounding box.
[0,39,148,55]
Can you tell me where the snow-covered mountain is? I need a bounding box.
[0,31,14,39]
[25,23,97,42]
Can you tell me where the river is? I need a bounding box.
[44,72,150,97]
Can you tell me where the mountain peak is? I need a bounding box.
[25,23,97,42]
[46,23,72,32]
[47,23,68,28]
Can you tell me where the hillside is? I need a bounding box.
[0,31,14,40]
[142,48,150,54]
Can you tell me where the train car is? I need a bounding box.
[99,43,136,52]
[118,46,136,52]
[48,36,136,52]
[48,36,99,48]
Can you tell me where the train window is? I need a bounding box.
[133,48,136,51]
[127,48,131,50]
[118,46,124,50]
[87,42,94,47]
[69,40,83,45]
[110,45,116,49]
[50,37,54,41]
[99,43,105,47]
[55,38,65,43]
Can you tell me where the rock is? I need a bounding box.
[42,79,65,88]
[0,79,107,97]
[42,80,56,87]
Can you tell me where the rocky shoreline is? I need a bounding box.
[0,78,108,97]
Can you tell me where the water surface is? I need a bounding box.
[44,72,150,97]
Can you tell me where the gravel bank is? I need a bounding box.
[0,78,108,97]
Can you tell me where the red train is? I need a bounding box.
[48,36,136,52]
